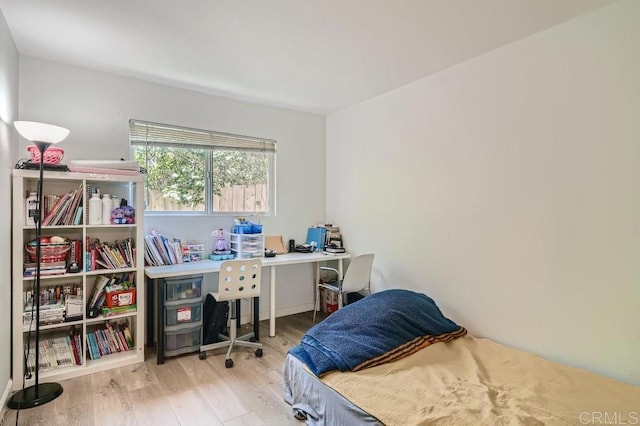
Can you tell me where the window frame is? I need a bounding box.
[129,119,276,217]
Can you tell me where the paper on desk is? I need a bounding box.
[266,235,288,254]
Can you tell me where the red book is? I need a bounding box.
[90,248,96,271]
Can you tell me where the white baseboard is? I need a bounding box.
[275,304,315,319]
[239,303,314,325]
[0,378,13,423]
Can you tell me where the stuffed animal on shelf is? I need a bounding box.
[211,228,230,254]
[110,207,126,224]
[123,205,135,224]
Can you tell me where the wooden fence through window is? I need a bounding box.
[147,184,267,212]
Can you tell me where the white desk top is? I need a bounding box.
[144,252,351,279]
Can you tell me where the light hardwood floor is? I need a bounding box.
[1,312,321,426]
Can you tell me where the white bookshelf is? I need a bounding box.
[11,169,145,391]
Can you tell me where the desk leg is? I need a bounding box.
[146,277,153,347]
[157,279,165,365]
[253,296,260,340]
[270,265,276,337]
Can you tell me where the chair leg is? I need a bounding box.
[313,285,320,323]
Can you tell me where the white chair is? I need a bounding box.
[199,259,263,368]
[313,253,375,323]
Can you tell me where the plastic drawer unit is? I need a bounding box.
[164,324,202,357]
[157,274,203,363]
[230,233,264,259]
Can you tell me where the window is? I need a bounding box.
[130,120,276,215]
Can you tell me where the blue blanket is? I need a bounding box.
[288,289,466,376]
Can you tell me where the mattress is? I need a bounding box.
[282,353,381,425]
[284,334,640,425]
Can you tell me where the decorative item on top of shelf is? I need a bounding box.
[232,217,262,234]
[27,144,64,165]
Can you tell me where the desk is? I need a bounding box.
[145,252,350,362]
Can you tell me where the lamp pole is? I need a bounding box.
[8,123,67,409]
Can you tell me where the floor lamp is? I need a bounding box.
[8,121,70,409]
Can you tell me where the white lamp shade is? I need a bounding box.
[14,121,70,144]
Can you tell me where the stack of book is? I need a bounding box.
[86,238,135,270]
[25,328,82,374]
[23,260,67,277]
[86,322,134,360]
[143,231,184,266]
[41,184,84,226]
[23,304,65,328]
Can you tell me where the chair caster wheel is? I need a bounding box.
[199,352,206,360]
[250,337,257,343]
[255,348,263,358]
[225,359,234,368]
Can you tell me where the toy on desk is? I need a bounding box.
[209,229,234,260]
[211,228,231,254]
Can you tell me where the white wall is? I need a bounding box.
[18,58,327,320]
[327,0,640,385]
[0,8,19,405]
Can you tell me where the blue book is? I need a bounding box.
[73,206,83,225]
[306,227,326,251]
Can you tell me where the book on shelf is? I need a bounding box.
[88,275,111,310]
[25,328,82,374]
[86,321,134,359]
[88,238,136,270]
[23,260,67,277]
[41,184,83,226]
[101,304,137,317]
[73,206,83,225]
[144,231,183,266]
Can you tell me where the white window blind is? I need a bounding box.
[129,119,276,152]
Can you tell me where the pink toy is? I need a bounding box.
[212,228,230,254]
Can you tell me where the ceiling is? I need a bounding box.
[0,0,616,114]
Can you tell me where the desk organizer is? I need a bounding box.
[230,233,264,259]
[232,223,262,234]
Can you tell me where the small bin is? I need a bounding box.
[164,325,201,355]
[165,302,202,326]
[106,288,136,308]
[163,275,202,302]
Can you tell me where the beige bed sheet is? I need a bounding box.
[319,335,639,425]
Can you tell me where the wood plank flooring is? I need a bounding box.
[1,312,322,426]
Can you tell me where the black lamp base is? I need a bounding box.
[7,382,63,409]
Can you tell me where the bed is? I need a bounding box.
[283,289,640,425]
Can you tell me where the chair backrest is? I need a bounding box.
[341,253,374,293]
[216,259,262,302]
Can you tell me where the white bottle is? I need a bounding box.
[88,192,102,225]
[111,195,121,212]
[25,191,38,226]
[102,193,112,225]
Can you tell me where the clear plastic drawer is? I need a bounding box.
[165,301,202,327]
[164,325,201,356]
[163,275,202,302]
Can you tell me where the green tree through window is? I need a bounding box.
[130,120,275,215]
